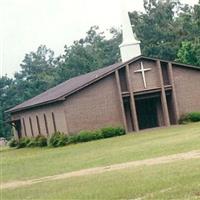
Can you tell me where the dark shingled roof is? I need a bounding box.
[7,61,123,113]
[7,56,200,113]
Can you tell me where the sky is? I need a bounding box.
[0,0,198,77]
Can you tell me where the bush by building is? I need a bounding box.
[101,127,125,138]
[179,112,200,124]
[8,135,47,148]
[17,137,31,148]
[8,138,19,148]
[47,132,68,147]
[34,135,47,147]
[75,130,103,143]
[8,126,125,148]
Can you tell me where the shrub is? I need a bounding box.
[8,138,19,148]
[101,127,125,138]
[17,137,31,148]
[34,135,47,147]
[76,131,93,142]
[48,132,68,147]
[77,130,103,143]
[26,138,36,147]
[114,127,126,136]
[93,130,104,140]
[9,126,126,148]
[68,135,79,144]
[179,112,200,124]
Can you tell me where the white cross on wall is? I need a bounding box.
[134,62,152,88]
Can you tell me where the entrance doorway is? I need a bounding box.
[135,97,161,130]
[14,120,22,139]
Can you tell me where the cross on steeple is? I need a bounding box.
[134,62,151,88]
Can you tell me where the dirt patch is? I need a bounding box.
[1,150,200,190]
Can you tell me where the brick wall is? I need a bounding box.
[63,74,123,134]
[129,60,161,92]
[173,65,200,116]
[12,103,67,137]
[12,73,123,137]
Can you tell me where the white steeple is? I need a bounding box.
[119,1,141,62]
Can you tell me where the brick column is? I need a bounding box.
[157,60,170,127]
[115,70,128,132]
[125,65,139,132]
[168,62,179,123]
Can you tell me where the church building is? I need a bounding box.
[7,6,200,139]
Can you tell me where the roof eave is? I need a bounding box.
[142,56,200,70]
[6,98,65,114]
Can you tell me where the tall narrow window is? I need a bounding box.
[15,120,22,139]
[52,112,57,132]
[22,118,27,137]
[29,117,34,136]
[119,67,128,92]
[36,115,41,135]
[43,114,49,136]
[161,62,170,85]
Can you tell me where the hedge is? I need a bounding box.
[47,132,68,147]
[72,130,103,143]
[101,127,125,138]
[179,112,200,124]
[8,126,125,148]
[8,135,47,148]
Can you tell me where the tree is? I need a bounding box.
[0,46,57,138]
[177,40,200,66]
[14,45,57,101]
[0,76,13,138]
[129,0,200,65]
[55,26,121,83]
[175,0,200,65]
[129,0,182,60]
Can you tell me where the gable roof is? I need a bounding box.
[7,61,124,113]
[7,56,200,113]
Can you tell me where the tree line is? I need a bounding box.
[0,0,200,138]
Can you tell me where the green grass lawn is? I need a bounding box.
[1,123,200,199]
[2,159,200,200]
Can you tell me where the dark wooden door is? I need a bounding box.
[136,98,158,129]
